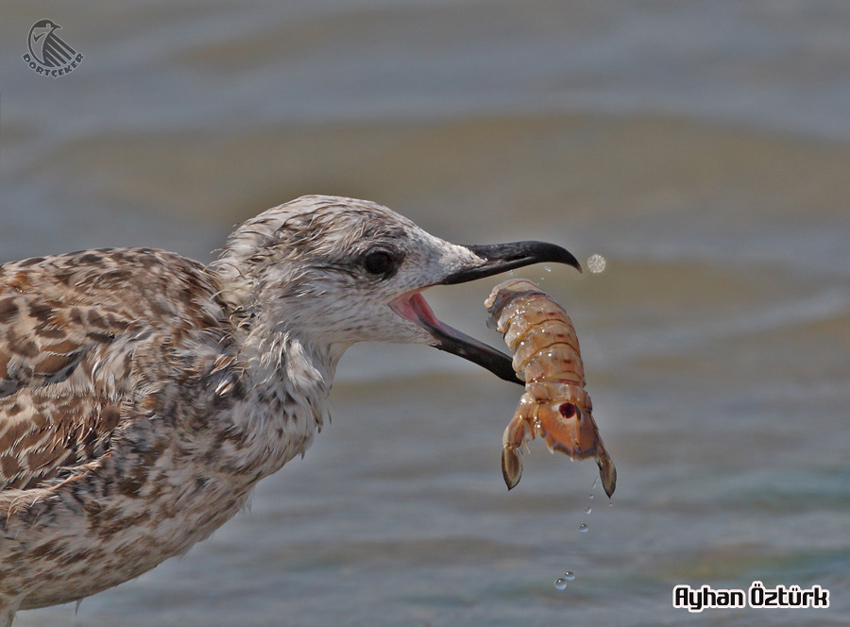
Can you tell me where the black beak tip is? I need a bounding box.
[547,242,582,273]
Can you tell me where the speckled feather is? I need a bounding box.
[0,247,257,610]
[0,195,489,623]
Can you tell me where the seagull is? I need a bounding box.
[0,195,579,624]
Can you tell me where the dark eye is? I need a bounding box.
[363,250,398,277]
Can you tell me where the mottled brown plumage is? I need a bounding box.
[0,195,579,625]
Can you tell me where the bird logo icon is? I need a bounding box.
[23,19,84,77]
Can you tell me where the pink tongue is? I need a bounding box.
[408,293,442,328]
[393,291,486,350]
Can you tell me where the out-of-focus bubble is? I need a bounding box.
[587,254,607,274]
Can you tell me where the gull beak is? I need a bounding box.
[390,241,581,385]
[442,242,581,285]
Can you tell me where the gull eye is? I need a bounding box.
[362,250,398,277]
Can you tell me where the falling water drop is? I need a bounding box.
[554,578,568,591]
[544,265,552,272]
[579,523,589,533]
[585,506,592,515]
[564,571,576,581]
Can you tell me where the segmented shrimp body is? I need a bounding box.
[485,279,616,497]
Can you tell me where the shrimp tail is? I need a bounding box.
[536,400,617,497]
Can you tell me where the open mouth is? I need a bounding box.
[389,290,520,384]
[389,240,581,385]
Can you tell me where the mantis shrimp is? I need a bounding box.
[485,279,616,497]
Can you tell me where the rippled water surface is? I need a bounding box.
[2,1,848,625]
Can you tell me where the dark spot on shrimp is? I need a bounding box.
[559,402,577,419]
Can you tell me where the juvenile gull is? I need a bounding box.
[0,195,579,624]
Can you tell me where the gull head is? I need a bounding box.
[211,195,580,383]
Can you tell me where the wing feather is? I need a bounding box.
[0,248,227,490]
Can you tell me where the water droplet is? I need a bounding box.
[508,269,515,277]
[554,577,568,591]
[544,265,552,272]
[579,523,589,533]
[587,254,607,274]
[564,571,576,581]
[585,506,592,515]
[588,493,595,500]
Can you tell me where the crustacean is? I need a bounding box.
[485,279,616,497]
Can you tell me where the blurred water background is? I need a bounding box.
[1,1,848,625]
